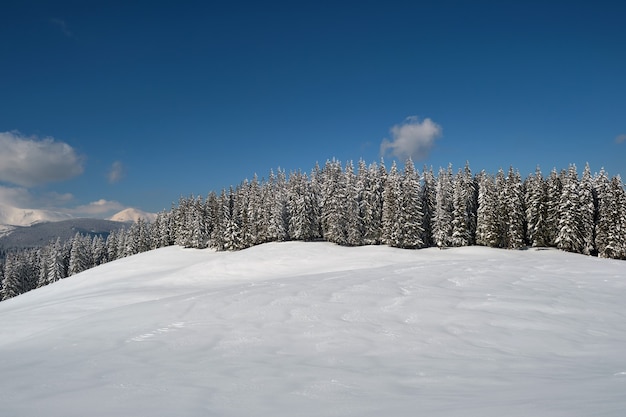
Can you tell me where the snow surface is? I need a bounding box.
[0,242,625,417]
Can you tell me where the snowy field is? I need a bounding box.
[0,242,625,417]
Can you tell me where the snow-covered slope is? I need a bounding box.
[108,207,157,223]
[0,243,625,417]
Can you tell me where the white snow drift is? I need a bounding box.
[0,242,625,417]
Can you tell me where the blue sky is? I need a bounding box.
[1,0,625,217]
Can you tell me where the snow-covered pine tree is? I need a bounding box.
[210,189,228,251]
[233,181,253,249]
[357,160,373,244]
[47,237,66,284]
[524,166,549,247]
[116,228,128,259]
[36,244,50,288]
[173,196,192,247]
[124,223,139,257]
[451,169,470,247]
[223,187,243,251]
[246,175,263,246]
[309,162,324,240]
[381,161,401,247]
[432,166,454,248]
[464,162,478,245]
[396,158,424,249]
[344,161,364,246]
[579,163,597,255]
[555,164,583,253]
[504,167,526,249]
[421,166,436,247]
[475,171,498,247]
[124,218,150,256]
[105,229,119,261]
[288,171,318,241]
[150,210,174,250]
[1,253,20,300]
[362,161,386,245]
[2,250,39,299]
[596,174,626,259]
[267,169,290,242]
[545,168,562,246]
[92,235,107,266]
[0,260,4,295]
[68,233,92,276]
[189,195,210,249]
[614,176,626,259]
[205,192,219,246]
[594,169,611,257]
[321,160,348,245]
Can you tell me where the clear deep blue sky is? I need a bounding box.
[1,0,625,217]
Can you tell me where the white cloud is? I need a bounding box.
[616,134,626,144]
[108,161,125,183]
[0,186,33,209]
[0,185,75,210]
[71,199,124,217]
[380,116,442,161]
[0,131,84,187]
[0,189,125,219]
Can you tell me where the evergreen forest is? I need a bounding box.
[2,160,625,301]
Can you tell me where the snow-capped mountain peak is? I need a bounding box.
[108,207,157,223]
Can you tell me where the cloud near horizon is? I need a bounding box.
[0,131,84,187]
[0,188,125,219]
[71,199,125,217]
[108,161,125,183]
[380,116,442,161]
[0,186,33,209]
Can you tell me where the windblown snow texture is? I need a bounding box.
[0,242,625,417]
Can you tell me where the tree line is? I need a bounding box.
[1,159,625,301]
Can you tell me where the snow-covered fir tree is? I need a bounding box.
[1,254,20,300]
[432,166,454,248]
[223,187,244,251]
[344,161,364,246]
[287,171,319,241]
[46,238,67,285]
[210,189,228,251]
[421,166,436,247]
[68,233,92,276]
[321,160,348,245]
[395,159,424,249]
[362,161,386,245]
[246,175,264,246]
[451,169,470,247]
[267,169,290,242]
[524,166,549,247]
[555,165,584,253]
[545,168,562,246]
[579,163,597,255]
[381,161,401,247]
[596,174,626,259]
[504,167,526,249]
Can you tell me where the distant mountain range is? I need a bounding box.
[0,205,157,253]
[0,218,129,252]
[0,204,74,235]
